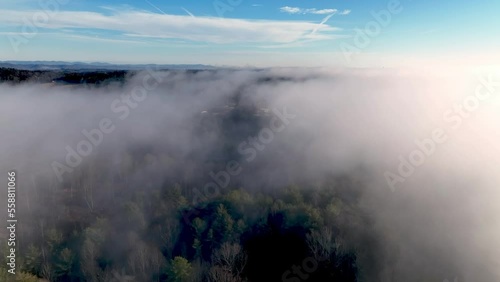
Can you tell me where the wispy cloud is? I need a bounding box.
[280,6,351,15]
[258,13,347,49]
[0,9,340,44]
[280,6,302,14]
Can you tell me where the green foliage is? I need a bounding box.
[54,248,74,277]
[124,201,146,228]
[235,219,247,234]
[191,217,207,236]
[0,267,42,282]
[212,204,235,243]
[15,156,361,282]
[83,227,105,245]
[224,189,254,215]
[326,198,343,219]
[46,229,63,251]
[167,257,193,282]
[283,185,304,205]
[168,183,188,208]
[22,244,42,275]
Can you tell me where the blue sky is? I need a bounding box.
[0,0,499,67]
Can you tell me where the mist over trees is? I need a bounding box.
[1,68,500,281]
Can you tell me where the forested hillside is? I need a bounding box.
[2,68,489,282]
[1,170,364,281]
[0,71,368,281]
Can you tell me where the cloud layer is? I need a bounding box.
[0,9,341,44]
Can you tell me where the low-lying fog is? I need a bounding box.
[1,67,499,281]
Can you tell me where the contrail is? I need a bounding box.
[182,7,195,17]
[145,0,167,15]
[310,13,334,35]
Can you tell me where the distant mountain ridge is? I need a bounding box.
[0,61,216,71]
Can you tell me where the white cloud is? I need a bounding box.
[0,9,340,44]
[280,6,302,14]
[309,9,338,15]
[280,6,351,15]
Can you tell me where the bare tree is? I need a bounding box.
[209,243,247,282]
[81,238,103,282]
[306,227,336,261]
[209,266,241,282]
[127,240,165,280]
